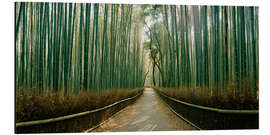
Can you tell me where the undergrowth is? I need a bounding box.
[153,81,258,110]
[16,87,143,122]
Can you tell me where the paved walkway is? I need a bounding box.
[92,88,195,132]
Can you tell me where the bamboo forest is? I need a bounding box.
[15,2,259,133]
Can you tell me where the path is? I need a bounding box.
[92,88,196,132]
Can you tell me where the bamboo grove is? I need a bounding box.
[144,5,259,96]
[15,2,146,94]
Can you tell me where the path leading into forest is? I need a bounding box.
[92,88,196,132]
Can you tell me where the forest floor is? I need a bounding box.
[154,86,258,110]
[16,88,143,122]
[91,88,195,132]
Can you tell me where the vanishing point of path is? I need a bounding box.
[92,88,196,132]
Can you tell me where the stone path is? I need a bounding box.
[92,88,195,132]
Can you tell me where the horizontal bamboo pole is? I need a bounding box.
[84,104,129,133]
[155,88,258,114]
[159,94,202,130]
[16,91,143,127]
